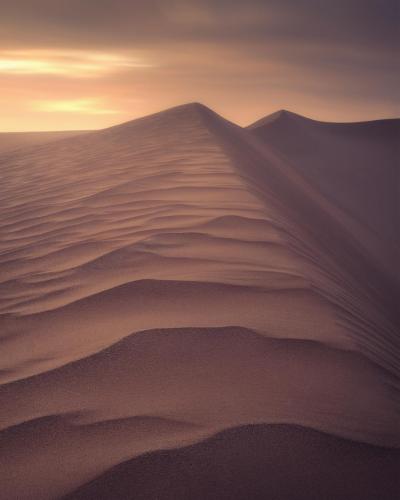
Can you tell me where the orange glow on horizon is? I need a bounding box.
[0,42,397,132]
[0,50,152,77]
[31,98,120,115]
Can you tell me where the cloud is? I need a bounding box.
[0,0,397,50]
[0,0,398,131]
[31,98,120,114]
[0,50,152,77]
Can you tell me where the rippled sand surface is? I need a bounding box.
[0,103,399,499]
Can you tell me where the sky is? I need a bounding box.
[0,0,398,131]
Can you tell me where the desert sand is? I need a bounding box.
[0,103,399,499]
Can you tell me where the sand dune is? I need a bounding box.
[0,103,399,499]
[248,110,400,270]
[64,425,400,500]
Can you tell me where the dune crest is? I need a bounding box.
[0,103,399,499]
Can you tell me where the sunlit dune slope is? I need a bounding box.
[0,103,399,499]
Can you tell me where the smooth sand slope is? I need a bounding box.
[0,103,399,499]
[64,424,400,500]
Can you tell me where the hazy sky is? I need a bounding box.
[0,0,398,131]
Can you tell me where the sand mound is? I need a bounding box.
[248,110,400,259]
[0,103,399,499]
[64,424,400,500]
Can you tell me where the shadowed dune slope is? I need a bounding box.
[248,110,400,254]
[0,103,399,499]
[64,424,400,500]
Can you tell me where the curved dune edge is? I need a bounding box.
[1,326,397,443]
[0,326,399,499]
[63,424,400,500]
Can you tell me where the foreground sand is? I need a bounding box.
[0,103,399,499]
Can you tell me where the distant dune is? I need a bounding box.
[0,103,399,499]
